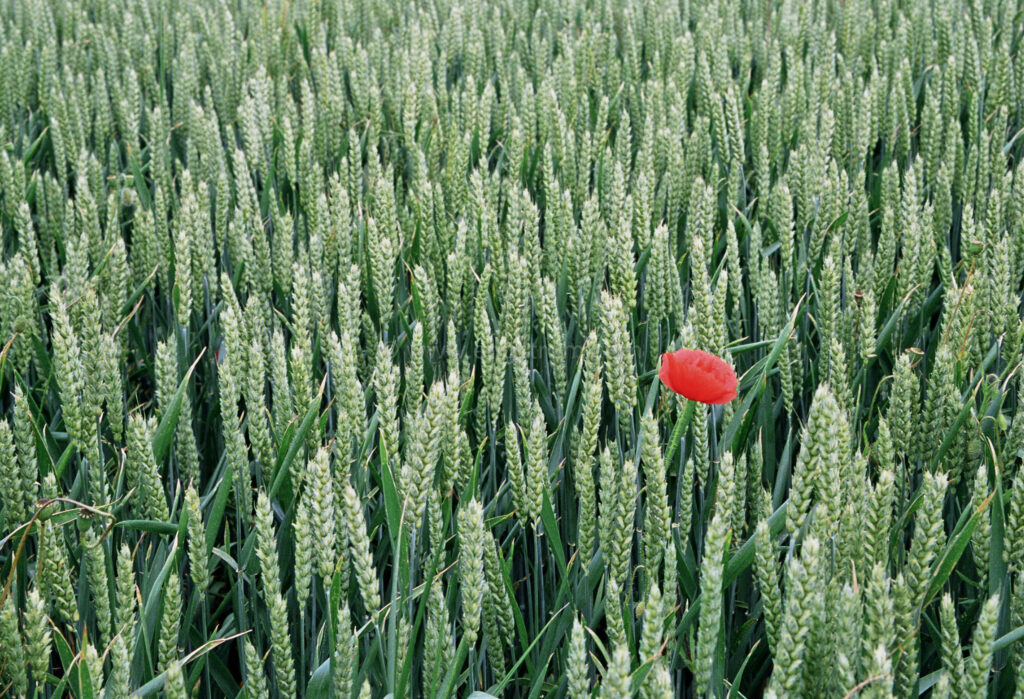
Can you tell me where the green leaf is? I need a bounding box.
[491,604,571,695]
[205,464,233,554]
[268,377,325,500]
[138,538,180,661]
[54,441,75,479]
[928,374,988,473]
[306,658,331,698]
[378,436,403,552]
[921,493,989,608]
[128,150,152,210]
[540,489,568,578]
[993,623,1024,653]
[675,502,788,641]
[116,519,178,535]
[119,266,159,318]
[152,349,205,465]
[52,629,78,697]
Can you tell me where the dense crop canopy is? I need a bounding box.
[0,0,1023,696]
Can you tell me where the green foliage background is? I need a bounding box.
[1,0,1024,696]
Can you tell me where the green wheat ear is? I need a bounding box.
[458,499,486,647]
[158,570,183,672]
[24,588,50,689]
[292,488,313,612]
[163,661,186,699]
[82,527,111,644]
[243,638,270,699]
[695,510,728,695]
[640,411,669,576]
[964,595,1000,698]
[0,420,24,531]
[341,476,381,617]
[0,593,28,697]
[424,577,453,695]
[82,641,104,696]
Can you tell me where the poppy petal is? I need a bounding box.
[659,349,737,404]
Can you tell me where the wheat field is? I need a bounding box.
[1,0,1023,696]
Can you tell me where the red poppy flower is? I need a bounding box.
[659,349,737,404]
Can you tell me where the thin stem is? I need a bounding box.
[201,602,211,699]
